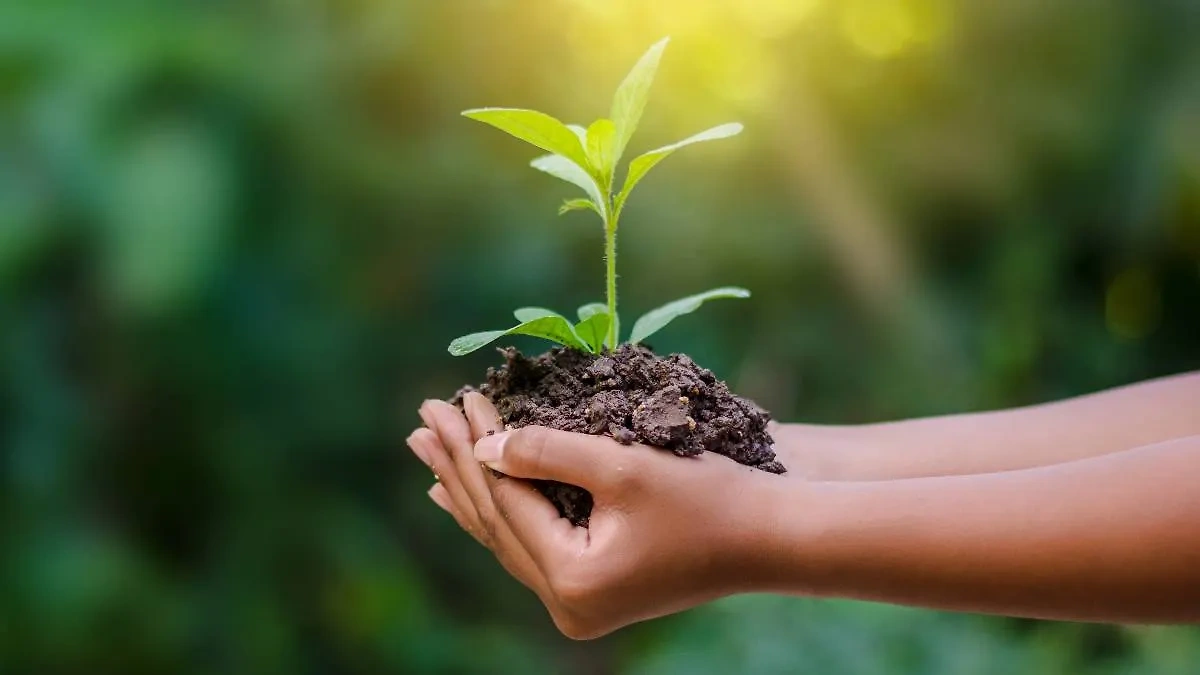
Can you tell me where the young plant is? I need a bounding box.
[449,37,749,357]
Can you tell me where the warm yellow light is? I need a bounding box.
[563,0,793,119]
[907,0,952,44]
[842,1,916,58]
[646,0,725,36]
[840,0,951,58]
[692,36,781,108]
[734,0,820,39]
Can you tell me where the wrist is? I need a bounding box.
[721,469,835,595]
[774,423,881,481]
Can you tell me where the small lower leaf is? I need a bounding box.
[628,287,750,344]
[530,154,606,212]
[574,310,612,353]
[577,302,608,322]
[559,199,600,216]
[577,302,619,347]
[449,314,588,356]
[448,330,509,356]
[513,307,563,323]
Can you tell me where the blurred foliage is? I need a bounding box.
[2,0,1199,673]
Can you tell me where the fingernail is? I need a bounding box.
[464,394,494,433]
[407,434,432,467]
[474,431,508,467]
[428,483,451,510]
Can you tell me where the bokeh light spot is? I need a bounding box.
[907,0,953,44]
[646,0,725,36]
[734,0,820,39]
[842,1,916,58]
[695,37,781,109]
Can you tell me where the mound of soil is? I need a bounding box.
[453,344,785,526]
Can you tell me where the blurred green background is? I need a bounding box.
[3,0,1199,673]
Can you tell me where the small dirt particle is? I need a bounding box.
[613,427,637,445]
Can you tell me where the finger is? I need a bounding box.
[406,427,444,482]
[434,479,551,597]
[474,426,640,490]
[428,483,486,547]
[408,427,483,536]
[463,392,504,443]
[439,398,559,595]
[490,474,585,572]
[419,400,478,479]
[422,400,506,543]
[476,474,558,595]
[420,400,476,471]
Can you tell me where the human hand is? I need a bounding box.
[409,393,793,639]
[407,399,550,601]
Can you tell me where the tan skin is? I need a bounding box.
[406,372,1200,639]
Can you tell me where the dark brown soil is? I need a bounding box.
[452,344,784,526]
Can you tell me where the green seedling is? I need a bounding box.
[449,37,749,356]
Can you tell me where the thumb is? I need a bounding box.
[474,426,636,490]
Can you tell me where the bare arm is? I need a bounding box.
[760,435,1200,623]
[775,371,1200,480]
[412,392,1200,638]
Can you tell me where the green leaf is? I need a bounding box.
[577,302,608,322]
[614,122,743,216]
[567,124,588,144]
[531,154,606,212]
[585,118,617,188]
[559,198,600,216]
[577,303,620,347]
[448,315,588,356]
[610,37,669,166]
[574,310,612,353]
[462,108,591,172]
[448,330,509,356]
[513,307,563,323]
[628,287,751,344]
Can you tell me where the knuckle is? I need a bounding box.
[490,476,517,513]
[489,478,524,527]
[608,450,647,492]
[512,426,551,472]
[475,503,499,544]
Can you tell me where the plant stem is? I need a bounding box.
[604,214,618,349]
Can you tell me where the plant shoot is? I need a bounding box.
[449,37,748,356]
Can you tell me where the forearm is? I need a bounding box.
[754,435,1200,623]
[777,371,1200,480]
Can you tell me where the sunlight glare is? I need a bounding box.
[842,1,915,58]
[734,0,820,39]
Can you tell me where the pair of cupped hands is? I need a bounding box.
[407,393,799,639]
